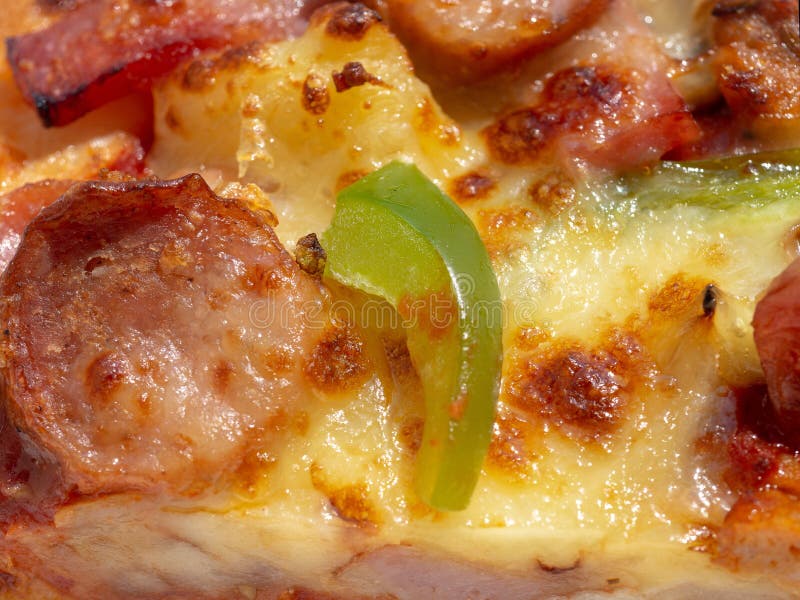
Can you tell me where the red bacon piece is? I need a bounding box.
[6,0,326,127]
[482,0,699,172]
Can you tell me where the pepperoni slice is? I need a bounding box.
[6,0,326,127]
[0,175,326,497]
[380,0,609,83]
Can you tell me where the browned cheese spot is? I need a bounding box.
[477,206,537,258]
[504,332,650,442]
[450,171,497,203]
[332,61,384,93]
[182,58,217,91]
[180,42,261,92]
[304,325,370,393]
[310,464,380,526]
[335,169,370,192]
[398,416,424,454]
[487,407,537,479]
[528,173,576,215]
[302,73,331,115]
[323,2,382,40]
[647,273,711,321]
[415,97,460,145]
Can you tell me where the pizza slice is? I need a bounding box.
[0,1,799,598]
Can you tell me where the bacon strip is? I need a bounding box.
[6,0,327,127]
[482,0,699,172]
[0,175,327,517]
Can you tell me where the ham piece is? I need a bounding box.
[6,0,327,126]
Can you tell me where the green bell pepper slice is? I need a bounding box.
[321,161,503,511]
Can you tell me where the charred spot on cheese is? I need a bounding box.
[528,173,576,215]
[182,58,219,92]
[310,464,380,526]
[484,65,631,165]
[302,73,331,115]
[450,171,497,203]
[304,324,370,394]
[181,42,264,93]
[0,174,328,504]
[332,62,384,93]
[335,169,370,192]
[322,2,382,41]
[477,206,538,258]
[504,334,649,442]
[163,105,184,133]
[647,274,711,321]
[398,416,424,454]
[487,407,536,480]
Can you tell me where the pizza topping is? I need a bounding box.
[753,257,800,445]
[482,0,699,171]
[378,0,610,83]
[6,0,325,127]
[0,132,146,274]
[322,162,502,511]
[0,174,327,503]
[0,179,75,274]
[711,0,800,145]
